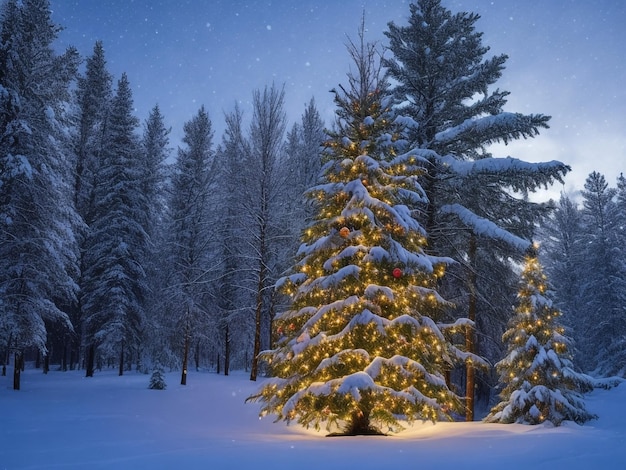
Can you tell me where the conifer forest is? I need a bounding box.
[1,0,624,434]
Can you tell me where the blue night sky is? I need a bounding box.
[50,0,626,197]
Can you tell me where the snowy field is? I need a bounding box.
[1,368,624,469]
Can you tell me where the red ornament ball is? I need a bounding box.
[392,267,402,278]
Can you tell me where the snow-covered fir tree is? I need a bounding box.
[383,0,570,417]
[609,173,626,377]
[538,194,587,368]
[242,84,289,381]
[486,249,596,425]
[139,104,172,371]
[249,26,479,435]
[73,40,113,225]
[81,74,148,377]
[164,106,216,385]
[148,362,167,390]
[212,105,249,374]
[71,40,114,370]
[0,0,81,388]
[578,172,626,376]
[141,104,170,236]
[283,99,326,279]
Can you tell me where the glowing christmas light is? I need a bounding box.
[486,252,596,426]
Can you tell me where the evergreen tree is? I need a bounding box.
[538,194,587,366]
[148,363,167,390]
[81,74,148,377]
[283,99,326,279]
[73,41,113,225]
[486,250,595,425]
[579,172,626,376]
[70,40,114,371]
[140,104,171,370]
[0,0,80,387]
[164,106,216,385]
[213,105,250,374]
[609,173,626,377]
[383,0,569,418]
[141,104,170,235]
[285,98,325,203]
[243,83,289,381]
[248,26,478,435]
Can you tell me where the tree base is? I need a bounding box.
[327,420,386,437]
[326,410,387,436]
[326,428,387,437]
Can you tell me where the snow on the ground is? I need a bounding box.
[1,368,624,469]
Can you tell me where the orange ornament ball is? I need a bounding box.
[339,226,350,238]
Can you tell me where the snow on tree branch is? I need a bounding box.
[434,112,550,146]
[440,203,531,252]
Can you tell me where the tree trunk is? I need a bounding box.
[224,325,230,376]
[465,235,478,421]
[194,340,200,371]
[267,289,277,349]
[70,347,77,371]
[85,343,95,377]
[43,354,49,375]
[13,352,21,391]
[118,342,124,376]
[335,407,383,436]
[181,332,189,385]
[250,240,267,382]
[216,352,221,375]
[2,344,7,376]
[62,342,68,371]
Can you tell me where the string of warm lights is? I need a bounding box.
[486,252,595,425]
[248,85,465,434]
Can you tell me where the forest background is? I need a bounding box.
[1,0,624,428]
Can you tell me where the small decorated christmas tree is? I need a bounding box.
[486,247,596,425]
[248,27,474,435]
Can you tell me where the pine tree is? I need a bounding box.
[165,106,216,385]
[486,249,595,425]
[141,104,170,235]
[610,173,626,377]
[140,104,171,370]
[0,0,80,387]
[579,172,626,376]
[383,0,569,418]
[243,84,288,381]
[538,194,587,367]
[74,41,113,225]
[213,105,249,374]
[248,25,475,435]
[283,99,326,278]
[148,363,167,390]
[81,74,148,377]
[70,40,114,371]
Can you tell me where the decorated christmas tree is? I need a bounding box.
[486,247,596,425]
[248,27,474,435]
